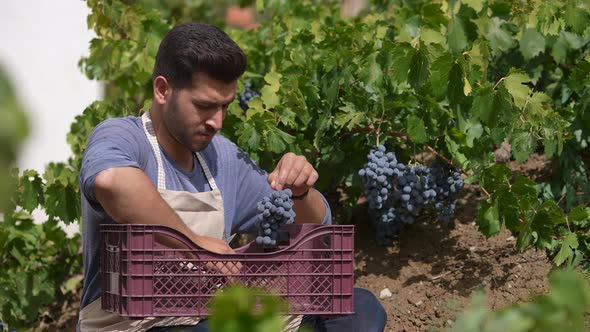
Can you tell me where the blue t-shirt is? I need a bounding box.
[78,116,332,309]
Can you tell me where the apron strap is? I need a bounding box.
[141,111,166,190]
[141,111,219,192]
[195,152,218,191]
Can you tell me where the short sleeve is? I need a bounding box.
[79,118,146,211]
[230,147,333,234]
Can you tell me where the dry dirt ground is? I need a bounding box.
[351,193,552,331]
[350,153,554,331]
[41,155,555,332]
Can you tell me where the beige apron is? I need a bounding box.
[78,111,300,331]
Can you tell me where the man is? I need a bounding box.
[77,22,386,331]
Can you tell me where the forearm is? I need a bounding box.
[94,167,199,242]
[94,167,237,255]
[292,188,326,224]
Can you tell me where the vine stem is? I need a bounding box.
[493,77,506,90]
[374,97,387,146]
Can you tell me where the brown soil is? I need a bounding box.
[349,153,553,331]
[351,193,552,331]
[40,155,554,332]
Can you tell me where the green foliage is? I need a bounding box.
[3,0,590,327]
[208,286,307,332]
[446,269,590,332]
[0,66,29,211]
[0,171,82,326]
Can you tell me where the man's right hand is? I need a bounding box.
[191,234,242,275]
[191,234,235,255]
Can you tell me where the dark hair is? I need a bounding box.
[153,22,247,88]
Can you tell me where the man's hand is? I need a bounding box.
[267,153,326,224]
[191,234,242,275]
[267,152,319,196]
[191,234,235,255]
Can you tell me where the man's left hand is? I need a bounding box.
[268,152,318,197]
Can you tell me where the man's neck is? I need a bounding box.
[148,106,194,172]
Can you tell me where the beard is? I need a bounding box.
[164,93,215,152]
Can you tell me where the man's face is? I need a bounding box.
[163,72,236,152]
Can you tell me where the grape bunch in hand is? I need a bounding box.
[254,189,296,246]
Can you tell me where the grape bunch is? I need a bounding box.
[238,82,261,112]
[430,161,464,223]
[254,189,296,246]
[358,145,465,245]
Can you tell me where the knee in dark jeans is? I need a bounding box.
[353,287,387,330]
[147,320,209,332]
[300,288,387,332]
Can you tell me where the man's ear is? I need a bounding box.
[153,76,171,105]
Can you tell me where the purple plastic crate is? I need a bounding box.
[100,223,355,318]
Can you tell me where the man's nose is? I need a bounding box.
[205,107,224,131]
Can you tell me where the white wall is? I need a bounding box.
[0,1,102,172]
[0,1,102,236]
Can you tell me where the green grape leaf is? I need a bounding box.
[510,131,536,163]
[463,0,484,12]
[477,200,501,237]
[512,176,539,211]
[408,46,429,89]
[444,134,468,167]
[260,85,280,109]
[448,16,468,54]
[569,206,590,227]
[472,83,495,124]
[19,170,44,212]
[503,70,530,109]
[486,17,516,55]
[267,127,295,154]
[537,2,561,35]
[552,33,570,64]
[420,27,445,45]
[334,103,365,130]
[469,39,490,78]
[429,53,453,97]
[44,183,80,224]
[520,28,545,60]
[497,189,521,233]
[422,3,448,28]
[537,200,567,225]
[266,130,286,153]
[516,219,535,251]
[264,71,282,92]
[472,83,513,126]
[406,114,428,143]
[390,43,414,84]
[448,62,465,103]
[565,2,590,34]
[554,232,579,266]
[465,121,483,148]
[481,164,511,192]
[237,123,261,150]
